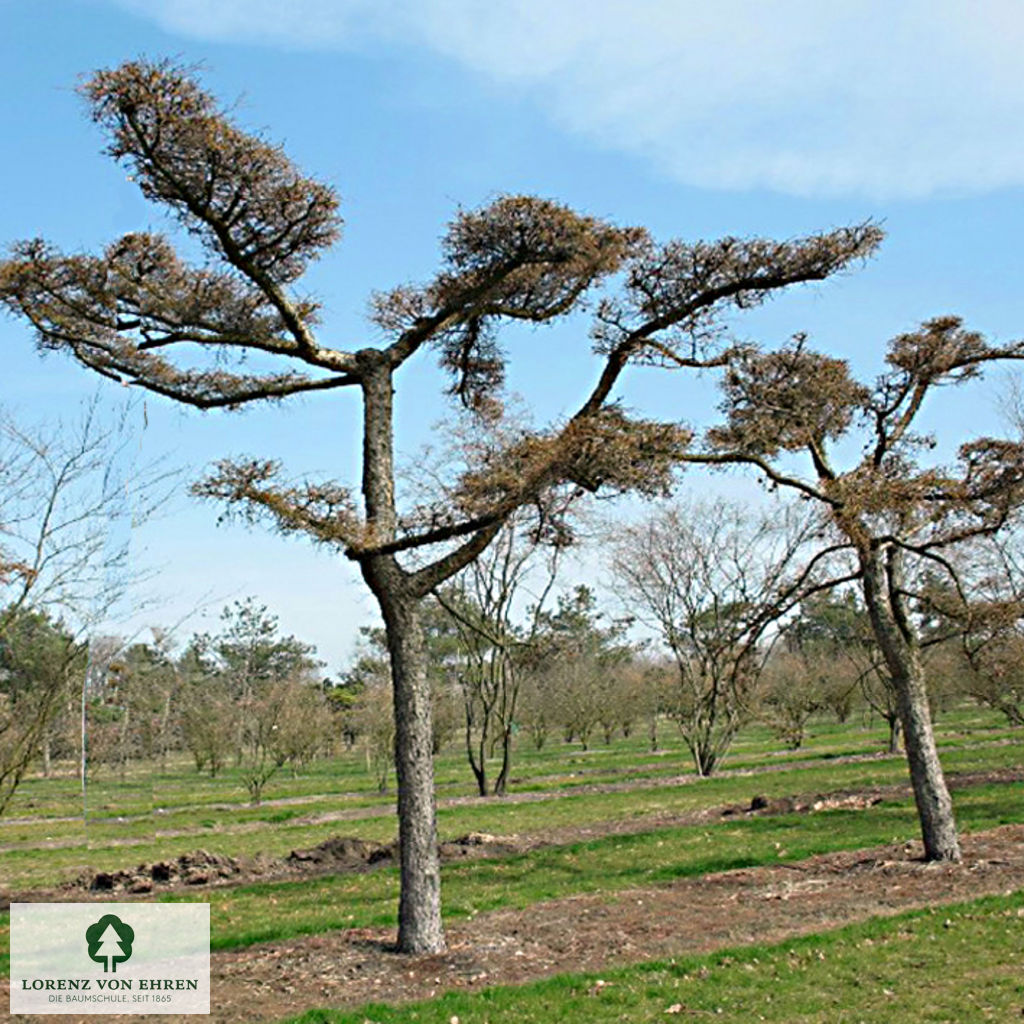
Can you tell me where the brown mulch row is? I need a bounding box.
[6,823,1024,1024]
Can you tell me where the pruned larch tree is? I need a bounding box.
[0,59,880,952]
[696,317,1024,861]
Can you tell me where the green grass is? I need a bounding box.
[5,781,1020,967]
[189,781,1022,951]
[1,714,1019,890]
[280,890,1024,1023]
[4,704,1012,825]
[0,703,1020,1017]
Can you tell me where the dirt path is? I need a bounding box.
[7,823,1024,1024]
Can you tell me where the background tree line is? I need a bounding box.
[9,484,1022,817]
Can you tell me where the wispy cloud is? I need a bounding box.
[111,0,1024,199]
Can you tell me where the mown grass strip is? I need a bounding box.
[1,779,1020,971]
[1,705,1010,824]
[0,762,1021,979]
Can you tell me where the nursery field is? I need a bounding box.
[2,706,1023,1023]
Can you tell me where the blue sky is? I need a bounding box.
[3,0,1024,669]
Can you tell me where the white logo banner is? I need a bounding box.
[10,902,210,1015]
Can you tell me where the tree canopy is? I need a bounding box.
[696,315,1024,861]
[0,57,883,953]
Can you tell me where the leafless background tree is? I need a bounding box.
[0,401,164,815]
[610,498,821,775]
[435,510,563,796]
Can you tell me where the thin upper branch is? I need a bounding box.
[684,452,835,504]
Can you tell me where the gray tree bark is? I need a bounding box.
[493,726,512,796]
[359,351,445,953]
[378,591,444,953]
[860,545,961,862]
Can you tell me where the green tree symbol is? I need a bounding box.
[85,914,135,973]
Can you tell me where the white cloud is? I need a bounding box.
[111,0,1024,198]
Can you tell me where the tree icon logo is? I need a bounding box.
[85,914,135,973]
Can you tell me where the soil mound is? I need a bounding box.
[71,849,246,894]
[285,832,526,870]
[722,791,885,817]
[47,830,528,903]
[287,836,395,869]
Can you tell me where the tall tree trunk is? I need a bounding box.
[379,592,445,953]
[472,736,487,797]
[476,699,492,795]
[360,352,445,953]
[861,545,961,861]
[464,704,487,797]
[119,707,131,780]
[159,690,174,768]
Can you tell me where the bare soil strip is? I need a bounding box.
[6,821,1024,1023]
